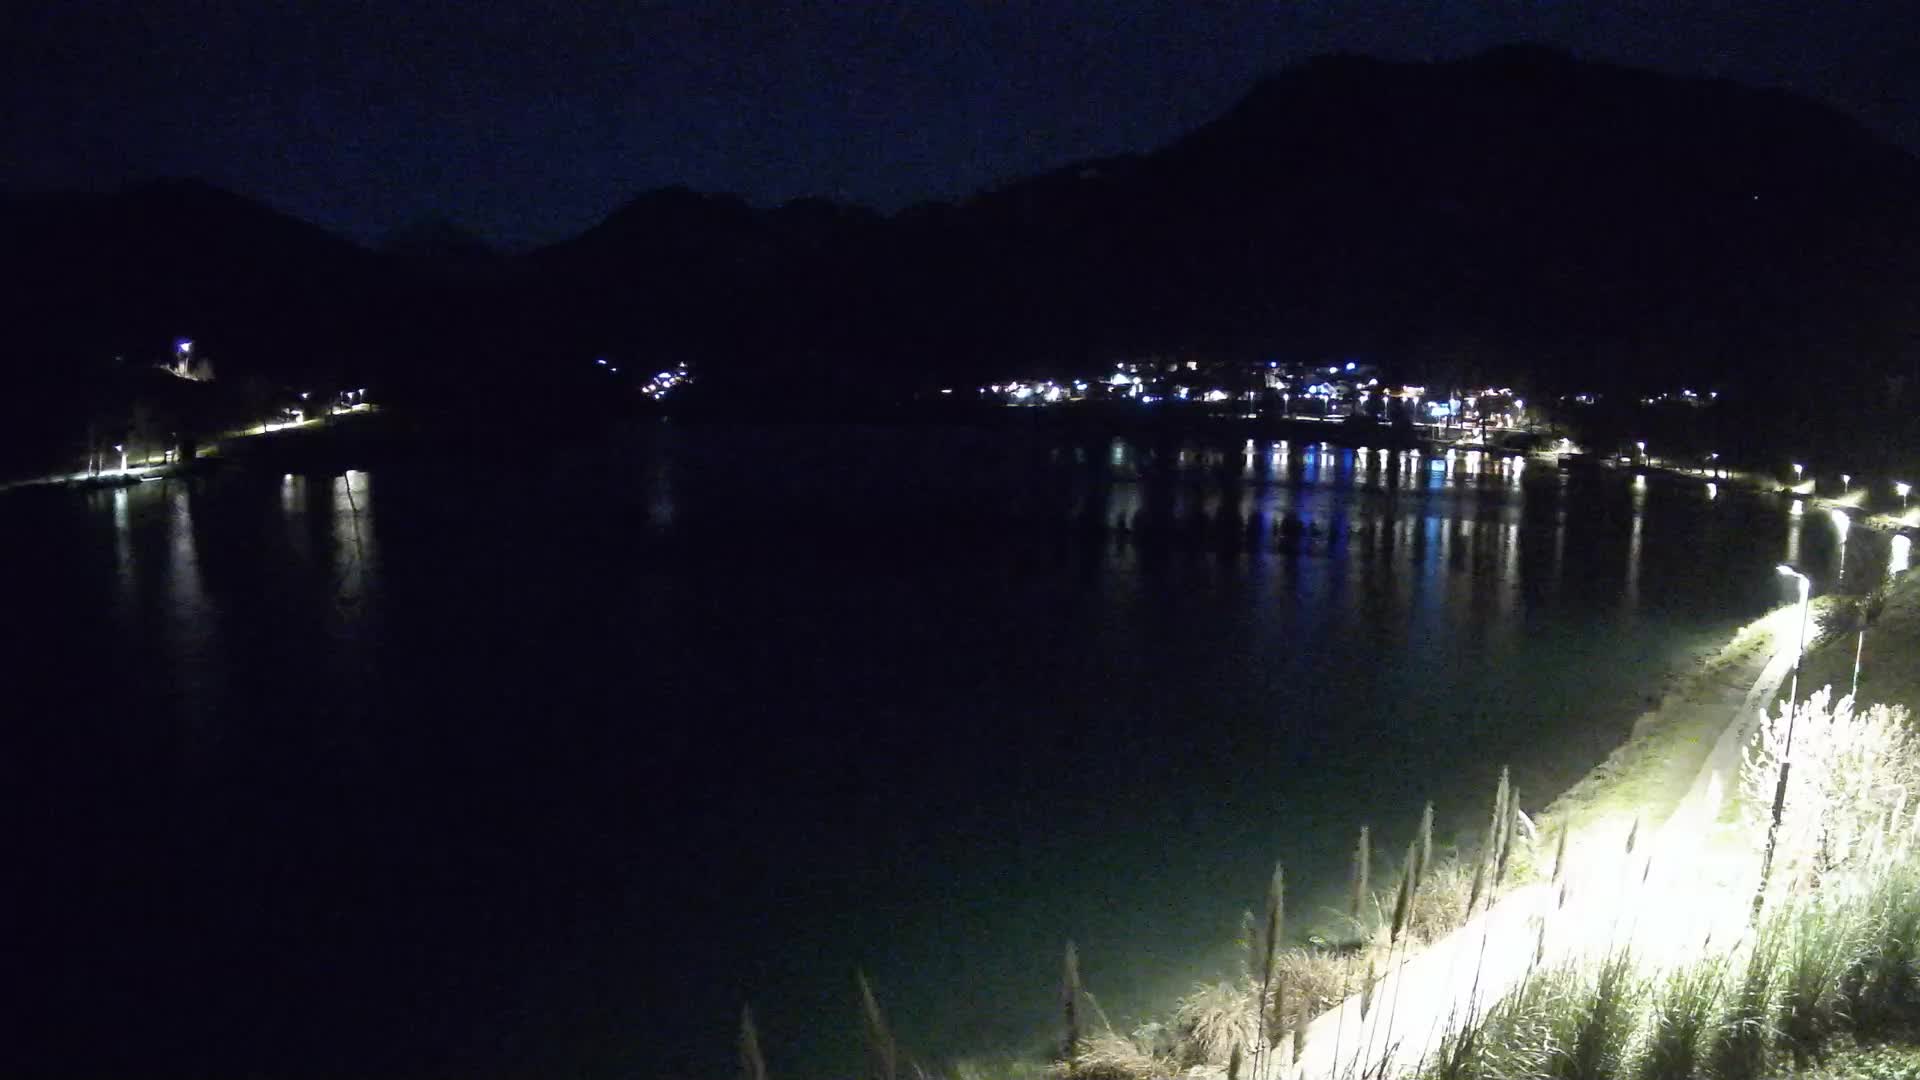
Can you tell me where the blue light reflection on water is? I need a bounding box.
[7,425,1887,1078]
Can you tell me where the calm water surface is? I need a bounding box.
[6,424,1884,1077]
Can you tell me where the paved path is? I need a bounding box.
[1274,641,1795,1080]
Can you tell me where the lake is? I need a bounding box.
[5,423,1881,1077]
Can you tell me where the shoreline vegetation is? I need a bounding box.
[752,568,1920,1080]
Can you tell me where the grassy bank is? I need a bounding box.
[1388,572,1920,1080]
[738,587,1887,1080]
[869,572,1920,1080]
[1787,572,1920,721]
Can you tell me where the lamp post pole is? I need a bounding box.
[1852,621,1866,700]
[1754,565,1812,919]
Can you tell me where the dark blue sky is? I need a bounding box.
[4,1,1914,250]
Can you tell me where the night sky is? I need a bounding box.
[4,1,1915,251]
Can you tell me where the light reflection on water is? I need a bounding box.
[27,428,1901,1080]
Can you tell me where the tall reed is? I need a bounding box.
[1707,920,1782,1080]
[1256,863,1285,1080]
[858,970,898,1080]
[741,1005,770,1080]
[1360,844,1417,1074]
[1464,769,1514,1020]
[1376,803,1436,1074]
[1631,948,1725,1080]
[1062,941,1083,1061]
[1546,946,1642,1080]
[1328,826,1369,1077]
[1776,893,1866,1067]
[1849,858,1920,1035]
[1414,802,1435,891]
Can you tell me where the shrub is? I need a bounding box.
[1050,1028,1175,1080]
[1631,950,1725,1080]
[1849,858,1920,1036]
[1707,921,1783,1080]
[1544,948,1645,1080]
[1453,960,1573,1080]
[1171,982,1254,1067]
[1743,689,1920,902]
[1776,893,1869,1067]
[1276,947,1356,1020]
[1404,855,1480,947]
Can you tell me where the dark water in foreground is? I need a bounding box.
[5,425,1885,1077]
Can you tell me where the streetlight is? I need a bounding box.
[1777,565,1812,716]
[1832,509,1851,585]
[1899,481,1912,510]
[1842,473,1852,493]
[1636,440,1647,464]
[115,443,126,472]
[1792,462,1805,486]
[1756,564,1813,918]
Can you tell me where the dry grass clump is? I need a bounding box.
[1402,855,1480,947]
[1049,1028,1176,1080]
[1170,981,1254,1066]
[949,1058,1053,1080]
[1274,947,1355,1019]
[1168,950,1350,1069]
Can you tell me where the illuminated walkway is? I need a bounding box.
[1280,639,1795,1080]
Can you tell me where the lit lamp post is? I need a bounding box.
[1899,481,1912,510]
[1842,473,1852,494]
[1832,508,1851,586]
[1777,564,1812,706]
[1792,462,1805,488]
[1755,564,1813,918]
[115,443,127,472]
[1636,440,1647,466]
[1852,598,1870,701]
